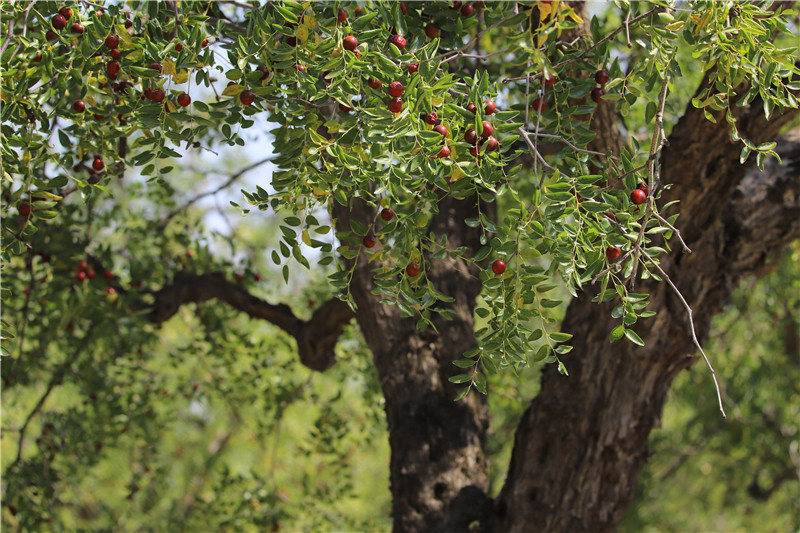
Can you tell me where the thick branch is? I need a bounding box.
[496,64,800,532]
[144,272,353,371]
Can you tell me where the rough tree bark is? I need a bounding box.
[494,95,800,531]
[334,195,495,532]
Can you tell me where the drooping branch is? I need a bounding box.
[142,272,353,371]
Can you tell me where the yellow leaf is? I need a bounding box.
[302,229,311,246]
[116,24,132,45]
[173,69,189,84]
[222,84,244,96]
[568,10,584,24]
[539,2,552,20]
[85,94,97,106]
[127,49,143,61]
[431,97,444,107]
[297,25,309,43]
[450,166,466,182]
[303,14,317,29]
[312,186,328,198]
[163,59,176,76]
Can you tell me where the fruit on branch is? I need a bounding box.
[606,246,621,260]
[92,157,105,171]
[105,34,119,49]
[337,8,347,23]
[240,90,255,105]
[52,14,66,30]
[76,271,87,282]
[368,78,382,89]
[425,23,440,39]
[177,93,191,107]
[343,35,358,51]
[294,63,306,71]
[339,102,353,113]
[474,1,485,8]
[175,42,183,52]
[103,270,114,281]
[637,182,650,195]
[363,235,376,248]
[424,112,438,125]
[437,146,451,158]
[492,259,506,275]
[59,6,73,19]
[469,144,480,157]
[78,261,88,272]
[110,49,121,60]
[388,81,404,97]
[70,22,84,34]
[400,2,408,14]
[532,97,546,112]
[630,188,647,205]
[254,273,263,282]
[434,124,448,137]
[544,74,556,87]
[452,1,463,9]
[408,62,419,74]
[18,201,31,217]
[406,263,420,277]
[381,208,395,222]
[149,62,162,73]
[149,88,165,102]
[106,60,120,79]
[464,129,478,145]
[46,30,57,41]
[484,99,496,115]
[481,121,493,138]
[466,103,477,114]
[484,136,499,153]
[595,69,610,85]
[388,97,403,113]
[389,34,406,51]
[201,38,209,47]
[591,88,605,103]
[73,100,85,113]
[87,269,96,279]
[355,7,362,16]
[461,3,475,17]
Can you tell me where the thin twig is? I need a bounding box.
[630,70,670,288]
[503,7,664,84]
[652,210,691,253]
[429,11,520,64]
[2,225,33,249]
[158,154,275,228]
[11,323,98,468]
[640,249,727,419]
[440,48,510,64]
[624,8,632,47]
[518,127,555,173]
[552,7,662,70]
[527,132,607,156]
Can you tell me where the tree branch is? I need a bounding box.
[142,272,354,371]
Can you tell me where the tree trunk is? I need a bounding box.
[494,93,800,530]
[335,196,495,532]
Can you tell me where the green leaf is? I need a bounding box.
[624,328,645,346]
[448,373,472,384]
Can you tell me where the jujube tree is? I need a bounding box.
[2,1,799,531]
